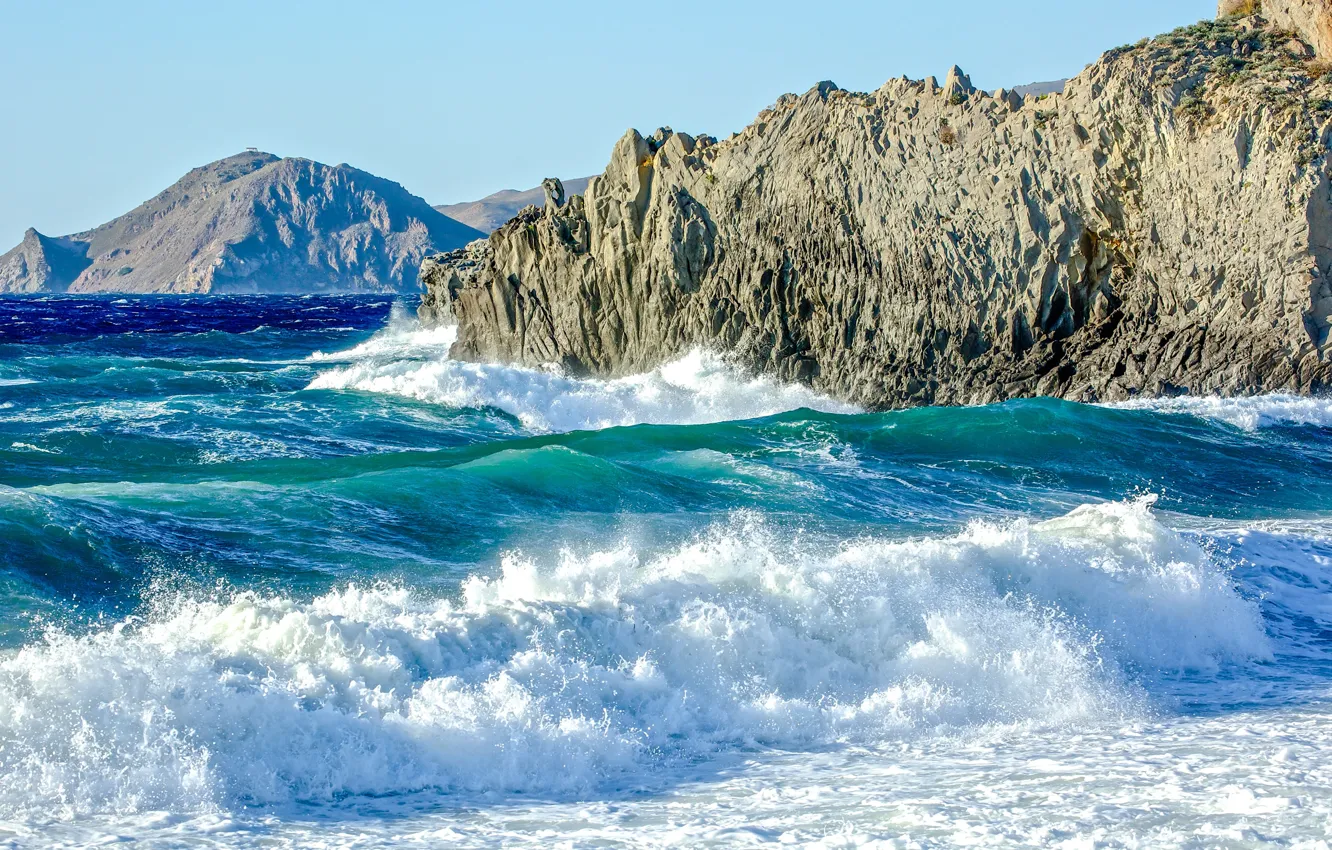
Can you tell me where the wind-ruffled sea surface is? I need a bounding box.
[2,295,1331,848]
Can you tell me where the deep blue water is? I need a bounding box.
[2,294,1331,846]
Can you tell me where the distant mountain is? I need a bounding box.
[1011,79,1067,97]
[436,177,593,233]
[0,152,485,294]
[0,229,94,294]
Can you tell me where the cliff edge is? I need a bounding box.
[1223,0,1332,55]
[422,12,1332,407]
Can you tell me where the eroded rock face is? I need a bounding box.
[0,228,91,294]
[1222,0,1332,55]
[422,14,1332,408]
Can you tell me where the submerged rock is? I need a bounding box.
[421,13,1332,408]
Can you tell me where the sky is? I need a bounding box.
[0,0,1214,249]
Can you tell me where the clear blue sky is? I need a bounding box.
[0,0,1213,248]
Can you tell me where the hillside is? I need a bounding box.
[436,177,592,233]
[0,152,484,294]
[1010,79,1066,97]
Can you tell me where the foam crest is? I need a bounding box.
[1109,393,1332,430]
[0,499,1269,818]
[306,305,458,362]
[307,320,857,430]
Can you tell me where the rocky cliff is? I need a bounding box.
[1223,0,1332,55]
[421,10,1332,408]
[0,229,93,294]
[0,152,484,294]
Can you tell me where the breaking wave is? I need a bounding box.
[1107,393,1332,430]
[306,319,856,431]
[305,307,459,363]
[0,498,1270,819]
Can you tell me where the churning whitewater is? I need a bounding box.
[2,295,1332,848]
[305,311,857,431]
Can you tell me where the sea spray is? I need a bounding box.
[306,302,459,363]
[7,296,1332,847]
[306,318,857,431]
[1107,393,1332,430]
[0,500,1269,818]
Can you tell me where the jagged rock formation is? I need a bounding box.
[1222,0,1332,56]
[0,152,484,294]
[435,177,593,233]
[421,12,1332,408]
[0,229,92,294]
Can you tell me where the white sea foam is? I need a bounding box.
[306,318,857,431]
[305,317,459,363]
[311,348,856,431]
[8,442,58,455]
[1108,393,1332,430]
[0,499,1273,823]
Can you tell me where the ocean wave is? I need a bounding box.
[1189,519,1332,665]
[310,348,856,431]
[305,314,856,431]
[305,306,458,363]
[0,498,1270,817]
[306,325,855,433]
[1108,393,1332,430]
[8,442,59,455]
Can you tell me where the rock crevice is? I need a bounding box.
[422,13,1332,407]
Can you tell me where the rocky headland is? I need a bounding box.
[1,152,483,294]
[421,2,1332,408]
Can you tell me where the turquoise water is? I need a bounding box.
[2,295,1331,847]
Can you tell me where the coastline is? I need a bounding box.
[423,11,1332,410]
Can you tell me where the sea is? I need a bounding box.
[1,294,1330,848]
